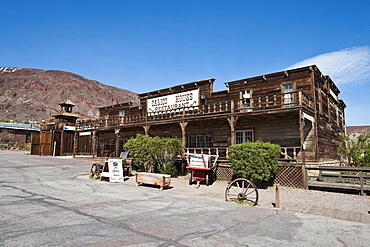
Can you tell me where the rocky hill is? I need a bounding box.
[0,67,139,122]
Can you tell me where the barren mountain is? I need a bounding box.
[0,67,139,122]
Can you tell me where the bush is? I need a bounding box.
[227,141,280,185]
[337,133,370,167]
[124,134,182,176]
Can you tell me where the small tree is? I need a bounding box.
[124,134,154,172]
[227,141,281,185]
[124,134,182,176]
[337,133,370,167]
[152,136,182,176]
[0,129,10,142]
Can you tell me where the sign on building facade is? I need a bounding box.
[147,89,199,114]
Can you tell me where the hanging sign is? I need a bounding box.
[147,89,199,114]
[108,159,124,182]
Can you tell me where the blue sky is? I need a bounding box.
[1,0,369,126]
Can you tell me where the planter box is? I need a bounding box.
[135,172,171,190]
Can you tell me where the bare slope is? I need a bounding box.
[0,67,139,122]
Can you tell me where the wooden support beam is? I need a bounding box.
[179,121,188,150]
[92,130,97,158]
[143,125,150,135]
[227,116,239,145]
[299,110,306,164]
[115,128,120,157]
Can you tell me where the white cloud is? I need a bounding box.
[286,46,370,85]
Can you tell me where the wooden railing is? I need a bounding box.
[281,147,301,161]
[184,146,301,161]
[305,166,370,195]
[77,90,314,130]
[185,147,228,157]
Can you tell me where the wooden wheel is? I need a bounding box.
[90,163,101,179]
[225,178,259,206]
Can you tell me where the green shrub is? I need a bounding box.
[124,134,182,176]
[124,134,154,172]
[337,133,370,167]
[227,141,280,184]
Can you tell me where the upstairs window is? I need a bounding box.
[241,90,252,111]
[283,84,294,107]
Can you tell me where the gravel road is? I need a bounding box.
[116,174,370,224]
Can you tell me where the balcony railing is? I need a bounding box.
[77,90,313,130]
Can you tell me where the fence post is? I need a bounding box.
[302,164,308,189]
[275,184,280,208]
[360,171,364,196]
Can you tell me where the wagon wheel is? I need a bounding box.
[188,171,193,185]
[225,178,259,206]
[90,163,101,179]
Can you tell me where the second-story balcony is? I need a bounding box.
[77,90,314,130]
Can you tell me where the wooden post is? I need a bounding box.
[227,116,239,145]
[179,121,188,151]
[143,125,150,135]
[60,130,64,156]
[92,130,97,158]
[115,128,120,157]
[73,130,77,158]
[302,164,308,189]
[299,110,306,164]
[275,184,280,208]
[360,171,364,196]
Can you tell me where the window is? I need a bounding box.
[119,111,125,117]
[283,84,294,107]
[241,90,252,111]
[187,134,213,148]
[235,130,254,144]
[104,114,109,119]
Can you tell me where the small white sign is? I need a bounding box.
[108,159,124,182]
[79,131,91,136]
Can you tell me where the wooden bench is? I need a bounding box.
[306,166,370,195]
[135,172,171,190]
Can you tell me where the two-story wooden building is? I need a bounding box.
[75,65,345,165]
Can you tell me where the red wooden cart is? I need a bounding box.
[186,153,218,188]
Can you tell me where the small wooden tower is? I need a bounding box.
[32,100,80,156]
[52,100,80,124]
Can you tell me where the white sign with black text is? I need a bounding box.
[108,159,124,182]
[147,89,199,114]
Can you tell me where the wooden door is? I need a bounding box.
[40,132,52,156]
[30,132,40,155]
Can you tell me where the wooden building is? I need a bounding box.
[75,65,346,164]
[31,100,80,156]
[0,122,39,144]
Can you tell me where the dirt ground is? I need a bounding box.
[85,173,370,224]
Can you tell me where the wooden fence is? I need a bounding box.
[305,166,370,196]
[273,163,306,188]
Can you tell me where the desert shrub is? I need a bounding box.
[337,133,370,167]
[124,134,182,176]
[124,134,154,172]
[227,141,280,184]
